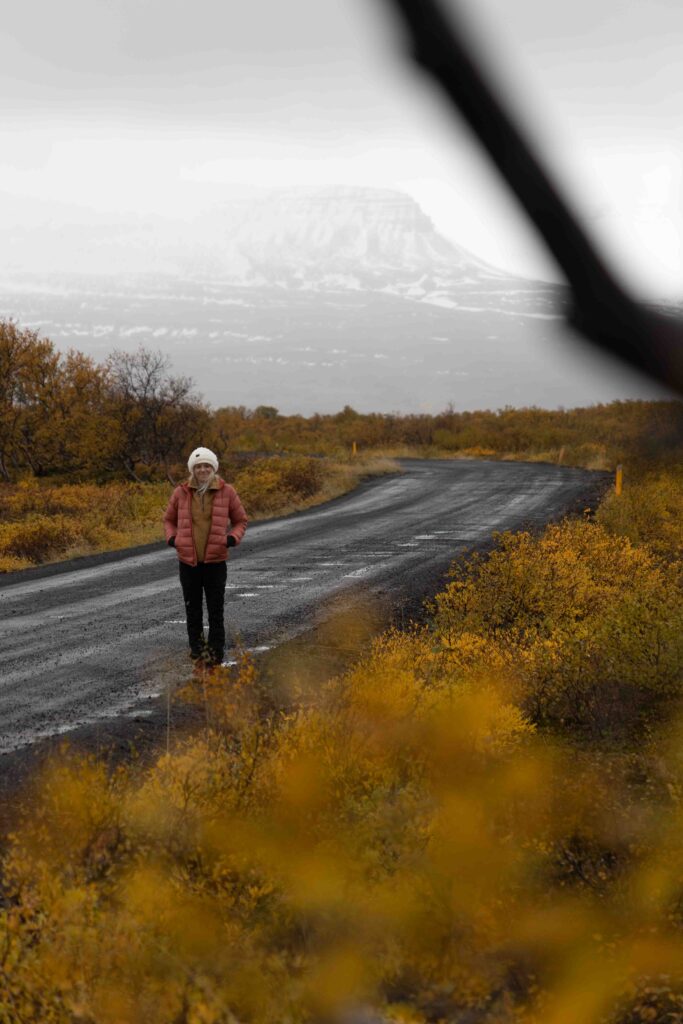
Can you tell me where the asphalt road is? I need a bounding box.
[0,459,606,756]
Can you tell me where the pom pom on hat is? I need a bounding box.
[188,447,218,473]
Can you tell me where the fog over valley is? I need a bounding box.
[0,186,672,413]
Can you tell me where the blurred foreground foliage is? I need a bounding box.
[2,465,683,1022]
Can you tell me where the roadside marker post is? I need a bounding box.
[615,464,623,496]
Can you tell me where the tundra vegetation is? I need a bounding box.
[1,319,682,570]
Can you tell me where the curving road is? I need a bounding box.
[0,459,606,755]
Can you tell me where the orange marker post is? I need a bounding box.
[615,464,623,496]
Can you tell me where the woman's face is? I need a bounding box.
[194,462,214,483]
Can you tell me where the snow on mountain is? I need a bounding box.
[1,184,520,294]
[3,185,612,413]
[187,186,513,299]
[228,187,496,279]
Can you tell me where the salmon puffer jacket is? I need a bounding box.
[164,478,248,566]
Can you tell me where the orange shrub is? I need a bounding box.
[233,455,325,513]
[597,470,683,565]
[0,481,169,569]
[0,514,83,562]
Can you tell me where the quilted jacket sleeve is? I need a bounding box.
[163,487,180,543]
[227,487,248,545]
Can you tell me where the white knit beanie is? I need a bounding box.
[187,446,219,473]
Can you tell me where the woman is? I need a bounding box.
[164,446,248,667]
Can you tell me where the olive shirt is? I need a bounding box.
[188,477,220,562]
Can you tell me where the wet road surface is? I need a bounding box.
[0,459,605,754]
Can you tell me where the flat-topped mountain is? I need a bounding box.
[2,185,663,413]
[1,185,513,293]
[209,186,506,292]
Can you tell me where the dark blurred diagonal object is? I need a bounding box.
[382,0,683,395]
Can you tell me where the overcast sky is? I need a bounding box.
[1,0,681,297]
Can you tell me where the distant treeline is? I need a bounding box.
[2,319,682,482]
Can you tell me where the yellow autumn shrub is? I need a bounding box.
[432,520,683,737]
[0,514,83,563]
[232,456,325,514]
[0,482,170,568]
[596,469,683,565]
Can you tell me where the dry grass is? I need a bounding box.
[263,456,398,517]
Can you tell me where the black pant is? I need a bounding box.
[178,561,227,664]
